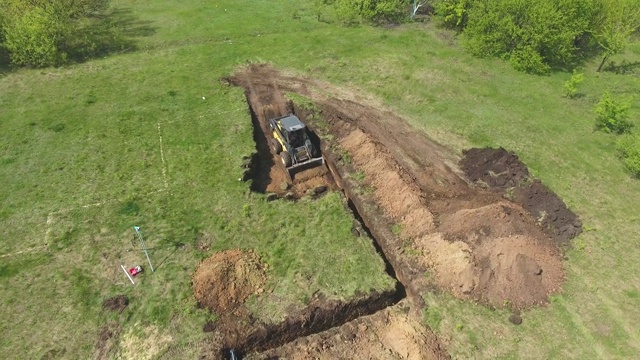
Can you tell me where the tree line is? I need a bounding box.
[315,0,640,74]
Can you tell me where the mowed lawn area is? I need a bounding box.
[1,0,640,359]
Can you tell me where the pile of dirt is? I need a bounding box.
[247,301,449,360]
[192,249,267,314]
[461,147,529,190]
[514,180,583,244]
[460,148,582,245]
[102,295,129,312]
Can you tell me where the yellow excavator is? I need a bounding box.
[269,114,324,177]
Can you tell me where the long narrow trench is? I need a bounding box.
[228,99,411,358]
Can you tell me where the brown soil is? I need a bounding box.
[193,249,267,315]
[461,147,582,245]
[228,74,335,199]
[94,322,122,360]
[102,295,129,312]
[228,64,578,311]
[200,289,400,358]
[247,300,449,360]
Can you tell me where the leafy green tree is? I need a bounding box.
[433,0,472,30]
[463,0,597,74]
[592,0,640,71]
[0,0,111,67]
[594,91,633,134]
[3,6,70,67]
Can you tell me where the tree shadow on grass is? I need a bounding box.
[603,60,640,75]
[64,7,157,64]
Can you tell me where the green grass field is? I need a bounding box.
[1,0,640,358]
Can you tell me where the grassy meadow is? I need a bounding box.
[1,0,640,359]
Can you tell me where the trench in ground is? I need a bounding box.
[224,97,412,358]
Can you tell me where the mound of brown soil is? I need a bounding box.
[461,147,529,190]
[461,148,582,245]
[102,295,128,312]
[192,249,267,314]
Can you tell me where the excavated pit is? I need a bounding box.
[215,63,583,359]
[240,91,335,200]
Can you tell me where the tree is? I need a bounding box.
[433,0,471,30]
[410,0,425,20]
[0,0,111,67]
[3,6,70,67]
[592,0,640,71]
[462,0,597,74]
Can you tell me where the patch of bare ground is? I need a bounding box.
[94,322,122,360]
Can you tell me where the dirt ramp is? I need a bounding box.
[248,301,449,360]
[439,202,542,243]
[460,148,582,245]
[192,249,267,314]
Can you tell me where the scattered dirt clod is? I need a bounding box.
[509,314,523,325]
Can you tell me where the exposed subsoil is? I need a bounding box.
[193,249,402,359]
[193,249,268,315]
[246,300,448,360]
[230,64,582,310]
[220,64,582,358]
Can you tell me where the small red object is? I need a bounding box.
[129,265,143,276]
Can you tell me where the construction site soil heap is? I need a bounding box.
[192,249,267,314]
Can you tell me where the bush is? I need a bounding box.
[617,134,640,177]
[314,0,405,26]
[594,91,633,134]
[509,46,551,75]
[433,0,472,30]
[563,70,584,98]
[0,0,113,68]
[3,7,70,67]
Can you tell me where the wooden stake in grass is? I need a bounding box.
[121,265,135,285]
